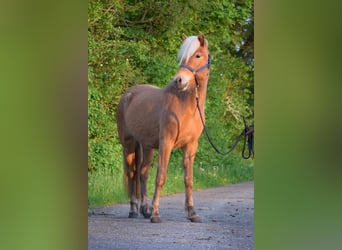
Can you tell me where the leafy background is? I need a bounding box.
[88,0,254,206]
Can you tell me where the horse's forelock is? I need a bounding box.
[177,36,208,64]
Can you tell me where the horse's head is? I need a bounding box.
[174,32,210,91]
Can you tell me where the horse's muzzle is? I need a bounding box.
[174,76,188,91]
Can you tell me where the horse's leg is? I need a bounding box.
[182,141,201,223]
[150,142,172,223]
[139,148,154,219]
[123,143,139,218]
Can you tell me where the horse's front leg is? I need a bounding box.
[150,141,172,223]
[182,141,201,222]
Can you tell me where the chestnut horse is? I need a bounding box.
[116,32,210,223]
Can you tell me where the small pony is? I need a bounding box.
[116,32,211,223]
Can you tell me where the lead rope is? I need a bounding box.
[195,85,254,159]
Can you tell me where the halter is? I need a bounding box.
[179,54,211,88]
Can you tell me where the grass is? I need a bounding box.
[88,168,126,207]
[88,149,254,208]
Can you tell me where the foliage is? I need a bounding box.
[88,0,254,206]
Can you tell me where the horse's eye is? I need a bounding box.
[195,54,201,58]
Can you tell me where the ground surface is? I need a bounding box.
[88,181,254,249]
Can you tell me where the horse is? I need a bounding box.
[116,32,211,223]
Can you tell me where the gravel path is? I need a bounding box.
[88,181,254,249]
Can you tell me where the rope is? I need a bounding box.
[196,95,254,159]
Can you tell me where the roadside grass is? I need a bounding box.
[88,168,126,207]
[88,149,254,208]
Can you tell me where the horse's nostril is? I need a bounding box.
[177,77,182,83]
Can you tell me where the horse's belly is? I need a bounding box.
[134,129,159,149]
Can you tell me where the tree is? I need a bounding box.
[88,0,254,172]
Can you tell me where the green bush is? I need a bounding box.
[88,0,254,207]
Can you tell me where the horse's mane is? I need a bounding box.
[177,36,208,64]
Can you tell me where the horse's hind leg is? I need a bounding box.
[123,142,140,218]
[139,148,154,219]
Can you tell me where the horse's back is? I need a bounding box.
[118,84,162,113]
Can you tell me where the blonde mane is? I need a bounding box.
[177,36,208,64]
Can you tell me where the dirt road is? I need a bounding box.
[88,181,254,249]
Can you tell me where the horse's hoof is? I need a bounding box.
[189,214,202,223]
[140,205,152,219]
[186,206,201,222]
[150,216,161,223]
[128,212,138,218]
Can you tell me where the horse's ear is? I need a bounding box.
[198,32,205,46]
[182,33,188,41]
